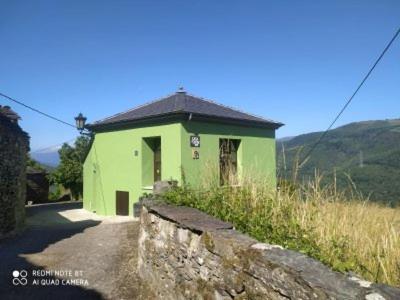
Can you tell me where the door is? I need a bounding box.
[116,191,129,216]
[142,137,161,186]
[154,142,161,182]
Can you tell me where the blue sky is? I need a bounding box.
[1,0,399,151]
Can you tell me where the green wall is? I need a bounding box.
[83,123,182,215]
[83,120,276,216]
[180,121,276,187]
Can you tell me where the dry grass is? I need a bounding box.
[164,167,400,286]
[309,198,400,285]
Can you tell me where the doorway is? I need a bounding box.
[142,137,162,186]
[153,139,161,182]
[219,139,240,185]
[116,191,129,216]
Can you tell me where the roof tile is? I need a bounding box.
[91,91,282,129]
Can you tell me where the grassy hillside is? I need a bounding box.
[277,119,400,205]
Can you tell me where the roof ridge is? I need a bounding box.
[185,92,280,124]
[93,92,176,124]
[173,93,185,111]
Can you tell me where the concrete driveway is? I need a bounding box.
[0,202,142,300]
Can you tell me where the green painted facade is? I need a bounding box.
[83,120,276,216]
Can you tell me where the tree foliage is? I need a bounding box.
[50,136,91,200]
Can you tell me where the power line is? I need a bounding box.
[0,92,76,128]
[299,26,400,167]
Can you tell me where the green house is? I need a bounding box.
[83,89,283,216]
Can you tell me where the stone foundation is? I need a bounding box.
[138,200,400,300]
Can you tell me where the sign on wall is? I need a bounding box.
[192,149,200,160]
[190,135,200,147]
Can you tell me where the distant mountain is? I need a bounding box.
[278,119,400,205]
[31,146,60,167]
[277,136,295,142]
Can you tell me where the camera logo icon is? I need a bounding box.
[12,270,28,286]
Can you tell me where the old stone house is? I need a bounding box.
[26,167,49,204]
[0,105,29,236]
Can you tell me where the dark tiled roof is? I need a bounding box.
[27,166,48,175]
[89,89,283,130]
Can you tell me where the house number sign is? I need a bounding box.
[192,149,200,160]
[190,135,200,147]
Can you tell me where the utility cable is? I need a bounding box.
[0,92,76,128]
[299,26,400,167]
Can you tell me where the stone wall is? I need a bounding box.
[138,200,400,300]
[0,112,29,236]
[26,167,49,204]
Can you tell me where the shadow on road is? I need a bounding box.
[0,202,103,299]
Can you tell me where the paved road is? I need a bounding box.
[0,202,141,300]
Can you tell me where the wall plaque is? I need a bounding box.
[190,135,200,147]
[192,149,200,159]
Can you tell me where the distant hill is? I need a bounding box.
[277,136,295,143]
[31,146,60,167]
[277,119,400,205]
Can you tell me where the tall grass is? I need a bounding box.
[163,167,400,287]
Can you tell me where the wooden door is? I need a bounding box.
[154,143,161,182]
[116,191,129,216]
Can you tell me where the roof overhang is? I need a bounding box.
[87,112,284,133]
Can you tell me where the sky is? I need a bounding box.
[0,0,399,151]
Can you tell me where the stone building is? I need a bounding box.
[0,105,29,236]
[26,167,49,204]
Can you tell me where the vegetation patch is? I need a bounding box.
[163,173,400,287]
[50,136,91,200]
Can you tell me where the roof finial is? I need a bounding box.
[177,86,186,94]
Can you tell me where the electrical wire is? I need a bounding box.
[0,92,76,128]
[299,26,400,167]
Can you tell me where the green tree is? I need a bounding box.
[51,136,91,200]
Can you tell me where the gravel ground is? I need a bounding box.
[0,202,144,300]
